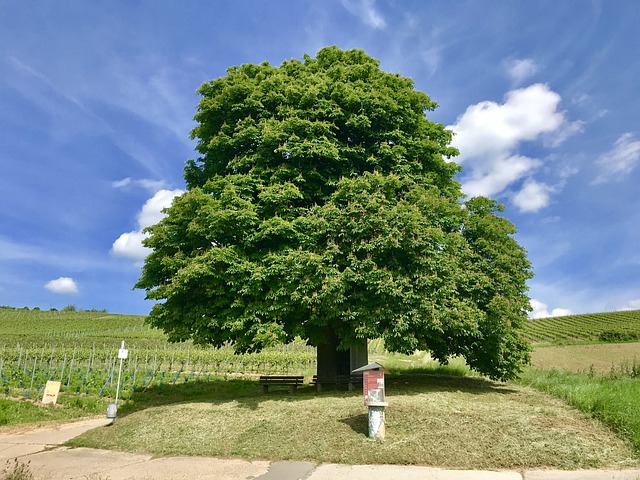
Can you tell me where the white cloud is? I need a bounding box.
[112,189,184,262]
[138,189,183,228]
[111,231,150,262]
[593,133,640,184]
[529,299,573,319]
[112,178,132,189]
[45,277,79,295]
[0,236,43,261]
[512,179,552,213]
[460,154,541,199]
[420,46,442,76]
[506,58,538,85]
[138,179,167,192]
[448,84,577,206]
[112,177,167,192]
[341,0,386,29]
[619,299,640,311]
[572,93,590,106]
[451,84,564,162]
[545,119,585,148]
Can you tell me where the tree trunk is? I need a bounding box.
[316,330,368,389]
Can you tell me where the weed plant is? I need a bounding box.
[0,460,33,480]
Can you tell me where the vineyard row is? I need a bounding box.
[0,343,317,401]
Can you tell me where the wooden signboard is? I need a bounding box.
[41,380,61,404]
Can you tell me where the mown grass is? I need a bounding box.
[66,372,638,470]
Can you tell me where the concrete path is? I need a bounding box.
[1,418,640,480]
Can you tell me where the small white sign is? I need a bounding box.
[118,348,128,359]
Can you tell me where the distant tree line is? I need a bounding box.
[0,305,108,313]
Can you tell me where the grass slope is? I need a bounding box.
[523,309,640,344]
[0,308,160,340]
[531,342,640,373]
[4,307,640,469]
[68,375,638,470]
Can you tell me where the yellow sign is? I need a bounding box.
[41,380,61,404]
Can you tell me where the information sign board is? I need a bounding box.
[363,370,385,404]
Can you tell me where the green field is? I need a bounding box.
[531,342,640,373]
[0,307,315,406]
[4,306,640,469]
[0,307,157,339]
[523,309,640,344]
[3,306,640,398]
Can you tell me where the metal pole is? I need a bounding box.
[107,340,127,422]
[115,340,124,406]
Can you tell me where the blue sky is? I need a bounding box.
[1,1,639,316]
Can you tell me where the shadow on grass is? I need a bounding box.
[114,372,516,420]
[387,373,520,395]
[339,413,369,437]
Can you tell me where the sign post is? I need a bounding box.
[107,340,128,422]
[352,362,389,440]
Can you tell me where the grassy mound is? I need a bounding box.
[67,375,638,470]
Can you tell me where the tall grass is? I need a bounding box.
[518,367,640,452]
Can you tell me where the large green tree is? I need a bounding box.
[136,47,532,381]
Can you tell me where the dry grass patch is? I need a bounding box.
[67,376,638,470]
[532,343,640,373]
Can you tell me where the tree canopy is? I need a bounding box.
[136,46,533,381]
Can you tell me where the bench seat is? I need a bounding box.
[259,375,305,393]
[311,374,362,392]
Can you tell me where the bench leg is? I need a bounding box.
[261,384,268,394]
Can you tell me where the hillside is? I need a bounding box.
[523,309,640,344]
[5,306,640,346]
[0,306,159,341]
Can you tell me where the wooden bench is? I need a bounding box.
[259,375,305,393]
[311,374,362,392]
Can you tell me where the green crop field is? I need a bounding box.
[0,307,160,340]
[0,307,316,403]
[3,306,640,413]
[522,309,640,344]
[4,306,640,462]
